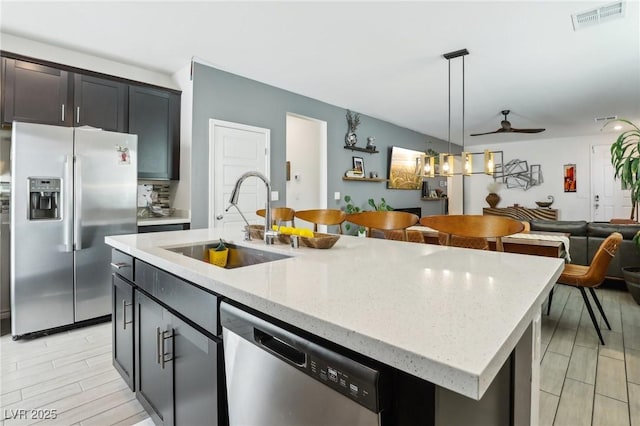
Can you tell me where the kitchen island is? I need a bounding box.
[106,228,563,425]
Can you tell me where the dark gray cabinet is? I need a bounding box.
[137,223,190,233]
[172,312,221,425]
[2,58,71,126]
[112,250,135,391]
[133,260,225,425]
[136,290,174,426]
[135,290,222,426]
[2,55,181,181]
[129,86,180,180]
[112,273,135,390]
[74,74,127,132]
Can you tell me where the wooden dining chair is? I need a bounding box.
[346,211,419,241]
[294,209,346,234]
[547,232,622,345]
[256,207,296,227]
[419,215,524,252]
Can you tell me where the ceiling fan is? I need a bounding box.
[470,110,545,136]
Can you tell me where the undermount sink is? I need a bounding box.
[164,240,291,269]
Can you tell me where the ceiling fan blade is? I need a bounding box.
[470,128,506,136]
[510,128,546,133]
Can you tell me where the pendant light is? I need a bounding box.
[418,48,495,178]
[439,49,468,177]
[484,149,495,175]
[415,154,435,178]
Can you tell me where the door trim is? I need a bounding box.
[208,119,270,228]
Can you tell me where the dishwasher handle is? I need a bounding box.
[255,328,306,367]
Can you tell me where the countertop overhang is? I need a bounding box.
[106,228,563,400]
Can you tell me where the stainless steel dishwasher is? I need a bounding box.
[220,302,385,426]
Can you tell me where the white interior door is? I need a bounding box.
[591,144,632,221]
[209,120,270,232]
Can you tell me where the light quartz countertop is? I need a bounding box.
[137,216,190,226]
[137,209,190,226]
[106,228,563,400]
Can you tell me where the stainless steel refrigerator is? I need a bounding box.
[11,122,137,338]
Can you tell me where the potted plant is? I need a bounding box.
[609,119,640,304]
[343,195,393,236]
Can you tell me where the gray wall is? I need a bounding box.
[191,63,459,229]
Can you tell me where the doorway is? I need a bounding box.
[209,119,270,231]
[590,144,632,221]
[286,114,327,230]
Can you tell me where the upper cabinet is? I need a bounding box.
[1,55,181,180]
[74,74,128,132]
[2,58,72,126]
[129,86,180,180]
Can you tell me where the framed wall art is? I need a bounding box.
[564,164,576,192]
[352,156,365,175]
[387,146,422,189]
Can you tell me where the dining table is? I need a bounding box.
[406,226,570,260]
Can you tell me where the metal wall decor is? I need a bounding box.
[344,110,361,147]
[491,151,544,191]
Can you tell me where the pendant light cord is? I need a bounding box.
[447,58,451,154]
[462,55,465,152]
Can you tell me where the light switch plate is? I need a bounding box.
[271,191,279,201]
[334,192,341,200]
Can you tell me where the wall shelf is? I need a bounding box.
[342,177,387,182]
[343,146,379,154]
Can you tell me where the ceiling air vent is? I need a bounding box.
[594,115,618,123]
[572,1,625,31]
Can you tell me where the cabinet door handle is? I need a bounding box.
[161,329,173,369]
[61,104,65,121]
[122,300,132,330]
[156,327,162,365]
[76,107,80,124]
[110,262,131,269]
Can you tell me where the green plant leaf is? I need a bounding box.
[610,119,640,210]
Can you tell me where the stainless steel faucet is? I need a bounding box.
[226,171,277,244]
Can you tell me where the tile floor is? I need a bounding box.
[0,320,145,426]
[0,286,639,426]
[540,285,640,426]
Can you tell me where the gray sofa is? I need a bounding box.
[530,220,640,280]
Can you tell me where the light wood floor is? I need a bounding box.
[0,320,146,426]
[0,287,638,426]
[540,285,640,426]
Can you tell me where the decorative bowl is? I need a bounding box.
[246,224,265,240]
[535,201,553,208]
[299,232,340,249]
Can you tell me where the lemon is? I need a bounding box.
[280,226,292,235]
[300,229,314,238]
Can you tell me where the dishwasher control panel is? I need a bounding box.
[308,355,378,412]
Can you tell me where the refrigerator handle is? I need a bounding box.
[74,156,83,250]
[63,155,73,252]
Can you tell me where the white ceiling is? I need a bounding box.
[1,1,638,146]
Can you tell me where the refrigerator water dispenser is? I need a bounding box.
[28,177,60,220]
